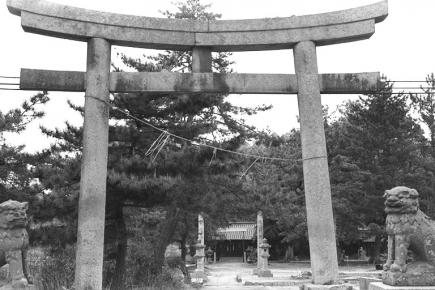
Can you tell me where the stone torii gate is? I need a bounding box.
[7,0,388,289]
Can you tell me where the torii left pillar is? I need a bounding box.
[74,38,111,290]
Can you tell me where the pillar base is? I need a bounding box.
[302,283,352,290]
[369,282,435,290]
[0,283,34,290]
[258,269,273,277]
[360,277,383,290]
[192,269,207,280]
[191,269,207,285]
[383,265,435,287]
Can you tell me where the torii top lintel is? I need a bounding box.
[7,0,387,52]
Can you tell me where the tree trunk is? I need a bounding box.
[284,244,294,262]
[371,234,382,264]
[111,206,127,290]
[431,127,435,159]
[152,206,180,274]
[180,214,189,262]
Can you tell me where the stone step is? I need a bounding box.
[244,280,311,286]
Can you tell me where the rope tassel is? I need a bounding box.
[240,157,261,180]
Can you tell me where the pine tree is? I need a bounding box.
[38,1,269,287]
[333,82,427,261]
[410,73,435,158]
[409,74,435,216]
[0,92,49,203]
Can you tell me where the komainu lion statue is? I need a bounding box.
[0,200,30,289]
[383,186,435,286]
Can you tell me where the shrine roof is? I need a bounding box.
[213,222,256,241]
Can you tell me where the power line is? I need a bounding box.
[0,74,431,161]
[112,106,296,162]
[0,88,20,91]
[386,80,429,83]
[389,87,435,90]
[91,94,298,162]
[0,73,432,97]
[365,92,434,95]
[0,75,20,91]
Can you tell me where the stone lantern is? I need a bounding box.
[258,238,273,277]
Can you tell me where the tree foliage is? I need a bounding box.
[0,92,49,202]
[36,0,269,287]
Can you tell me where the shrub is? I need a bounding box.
[128,265,186,290]
[27,245,75,290]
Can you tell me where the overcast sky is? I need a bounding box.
[1,0,434,152]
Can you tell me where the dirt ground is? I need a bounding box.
[200,258,381,290]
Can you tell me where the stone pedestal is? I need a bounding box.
[303,283,353,290]
[360,277,383,290]
[257,238,273,278]
[0,283,34,290]
[6,251,28,289]
[383,263,435,287]
[257,268,273,277]
[370,282,435,290]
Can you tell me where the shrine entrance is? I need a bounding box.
[7,0,388,289]
[210,221,256,260]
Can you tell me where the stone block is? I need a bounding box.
[360,277,383,290]
[0,284,35,290]
[383,267,435,287]
[244,280,301,287]
[369,282,435,290]
[192,269,207,282]
[302,283,353,290]
[258,269,273,277]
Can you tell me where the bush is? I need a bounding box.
[128,265,186,290]
[27,246,75,290]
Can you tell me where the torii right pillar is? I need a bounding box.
[293,41,338,284]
